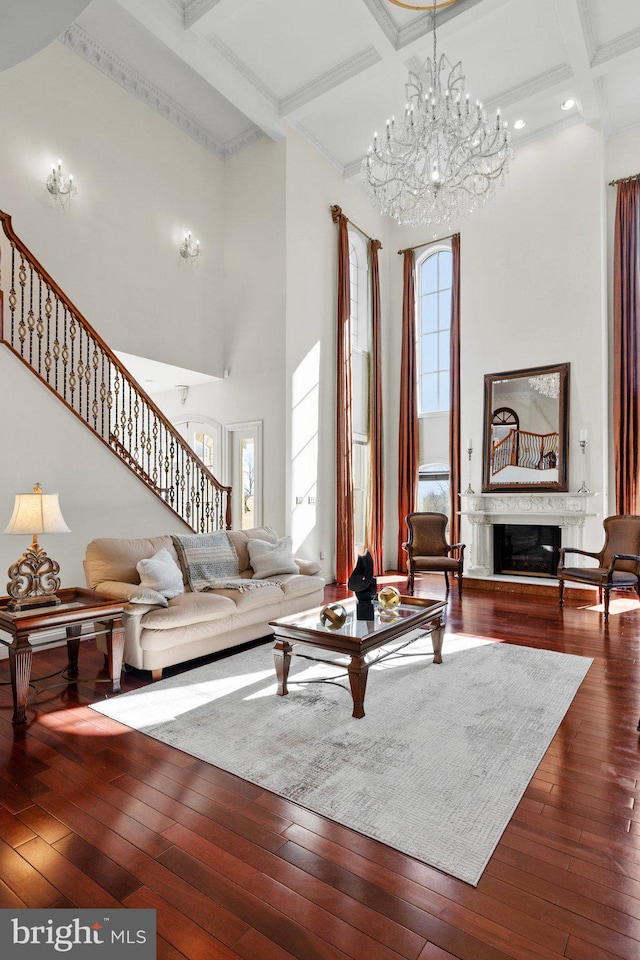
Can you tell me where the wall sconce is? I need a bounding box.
[465,438,475,494]
[3,483,70,611]
[179,231,200,264]
[577,430,590,494]
[46,159,77,207]
[176,384,189,405]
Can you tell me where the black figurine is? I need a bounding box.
[348,549,377,620]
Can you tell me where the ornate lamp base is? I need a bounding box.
[6,537,62,612]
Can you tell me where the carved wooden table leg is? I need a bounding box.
[431,616,445,664]
[66,623,82,679]
[348,655,369,719]
[105,618,125,693]
[9,634,33,726]
[274,639,293,696]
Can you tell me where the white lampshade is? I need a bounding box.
[3,484,70,536]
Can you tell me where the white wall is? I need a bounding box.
[0,350,189,590]
[0,40,227,590]
[0,42,225,376]
[387,123,608,563]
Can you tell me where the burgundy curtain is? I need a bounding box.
[397,249,419,570]
[367,238,384,576]
[613,180,640,515]
[449,234,461,545]
[331,205,355,583]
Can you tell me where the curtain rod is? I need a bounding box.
[330,205,381,247]
[398,231,460,254]
[609,172,640,186]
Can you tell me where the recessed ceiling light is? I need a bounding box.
[561,99,575,111]
[513,119,526,130]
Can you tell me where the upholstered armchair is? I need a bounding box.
[402,512,465,598]
[558,515,640,621]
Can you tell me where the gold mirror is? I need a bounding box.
[482,363,570,492]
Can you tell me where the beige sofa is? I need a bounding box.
[84,526,324,678]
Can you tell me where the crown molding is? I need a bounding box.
[593,74,611,136]
[512,112,582,149]
[62,23,230,158]
[220,123,264,160]
[343,155,366,181]
[484,63,574,112]
[183,0,224,30]
[279,47,381,117]
[396,10,433,50]
[359,0,400,47]
[163,0,185,18]
[293,123,344,175]
[206,34,279,109]
[575,0,596,63]
[591,27,640,70]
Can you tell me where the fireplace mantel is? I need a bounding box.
[459,492,597,579]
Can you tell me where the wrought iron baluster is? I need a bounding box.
[1,212,231,535]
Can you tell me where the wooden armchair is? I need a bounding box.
[402,512,465,598]
[558,515,640,621]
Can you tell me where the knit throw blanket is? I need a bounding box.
[172,533,281,592]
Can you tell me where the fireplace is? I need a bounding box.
[493,523,562,578]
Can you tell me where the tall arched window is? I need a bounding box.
[417,248,452,414]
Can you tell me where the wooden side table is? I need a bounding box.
[0,587,126,725]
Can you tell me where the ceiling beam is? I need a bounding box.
[115,0,286,140]
[553,0,600,121]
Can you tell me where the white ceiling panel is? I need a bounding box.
[4,0,640,184]
[211,0,377,100]
[599,60,640,135]
[585,0,640,49]
[417,0,567,104]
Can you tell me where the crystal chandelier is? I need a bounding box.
[363,0,513,227]
[528,374,559,400]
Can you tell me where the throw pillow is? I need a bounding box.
[136,547,184,599]
[248,536,299,579]
[172,531,240,592]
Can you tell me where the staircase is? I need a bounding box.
[0,211,231,533]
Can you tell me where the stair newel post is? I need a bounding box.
[225,487,232,530]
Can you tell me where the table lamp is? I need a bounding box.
[3,483,70,611]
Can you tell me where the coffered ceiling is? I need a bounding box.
[38,0,640,173]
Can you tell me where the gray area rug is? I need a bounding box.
[90,633,591,885]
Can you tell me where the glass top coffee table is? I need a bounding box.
[269,595,447,718]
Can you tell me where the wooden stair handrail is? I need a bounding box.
[0,210,232,531]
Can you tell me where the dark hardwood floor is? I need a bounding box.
[1,575,639,960]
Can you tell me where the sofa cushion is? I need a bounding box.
[137,548,184,599]
[277,574,326,600]
[141,591,236,629]
[84,536,178,589]
[248,536,299,579]
[205,582,284,612]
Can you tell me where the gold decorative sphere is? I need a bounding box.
[320,603,347,630]
[378,585,401,610]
